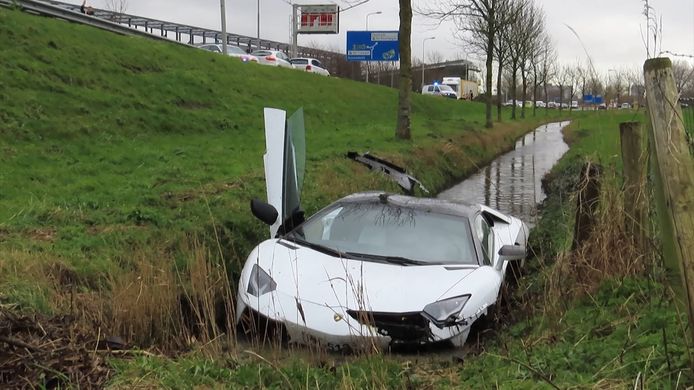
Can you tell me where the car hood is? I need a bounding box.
[251,239,478,313]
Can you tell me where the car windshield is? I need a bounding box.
[285,201,478,265]
[439,85,455,92]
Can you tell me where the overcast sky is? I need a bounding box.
[74,0,693,74]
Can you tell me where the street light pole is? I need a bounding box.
[220,0,228,55]
[421,36,435,91]
[364,11,382,83]
[257,0,261,49]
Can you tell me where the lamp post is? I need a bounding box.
[608,68,617,107]
[364,11,382,83]
[257,0,261,49]
[220,0,227,55]
[421,36,435,91]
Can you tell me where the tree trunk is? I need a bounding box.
[496,58,504,122]
[520,68,527,119]
[532,80,538,117]
[395,0,412,140]
[485,31,494,128]
[511,65,517,120]
[544,82,549,114]
[559,84,563,112]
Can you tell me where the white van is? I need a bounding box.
[422,84,458,99]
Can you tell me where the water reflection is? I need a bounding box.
[438,121,570,226]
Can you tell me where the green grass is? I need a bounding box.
[4,7,682,389]
[0,8,561,308]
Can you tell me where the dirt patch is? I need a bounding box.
[0,308,121,388]
[161,178,251,205]
[173,98,212,110]
[26,228,56,242]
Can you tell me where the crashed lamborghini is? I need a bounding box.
[235,108,529,350]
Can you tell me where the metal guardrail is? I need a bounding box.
[0,0,339,58]
[0,0,189,47]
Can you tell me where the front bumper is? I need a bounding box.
[236,289,472,350]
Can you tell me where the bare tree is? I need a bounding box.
[104,0,128,22]
[672,60,694,94]
[426,50,446,64]
[419,0,518,128]
[515,1,544,118]
[531,34,554,116]
[396,0,413,140]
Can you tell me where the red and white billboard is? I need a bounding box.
[298,4,339,34]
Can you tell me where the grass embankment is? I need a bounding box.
[0,8,561,315]
[109,111,692,388]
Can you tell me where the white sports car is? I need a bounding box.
[235,108,529,351]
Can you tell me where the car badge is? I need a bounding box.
[333,314,342,322]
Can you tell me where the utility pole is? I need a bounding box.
[291,4,298,58]
[257,0,261,49]
[421,36,435,91]
[220,0,228,55]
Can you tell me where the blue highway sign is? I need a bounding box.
[346,31,400,62]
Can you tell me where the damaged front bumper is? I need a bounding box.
[236,289,472,351]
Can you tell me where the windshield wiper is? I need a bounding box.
[282,236,352,259]
[344,252,431,266]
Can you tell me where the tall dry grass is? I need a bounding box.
[544,166,656,314]
[48,237,238,356]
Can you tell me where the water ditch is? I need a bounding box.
[438,121,571,226]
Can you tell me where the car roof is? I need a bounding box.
[336,192,480,218]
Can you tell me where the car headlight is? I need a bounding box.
[247,264,277,297]
[421,295,471,328]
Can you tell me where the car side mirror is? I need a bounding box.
[495,245,526,270]
[250,199,278,226]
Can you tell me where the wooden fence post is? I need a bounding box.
[571,162,601,251]
[643,57,694,346]
[619,121,647,244]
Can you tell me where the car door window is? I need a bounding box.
[427,86,434,92]
[475,215,493,266]
[434,86,440,93]
[312,60,323,68]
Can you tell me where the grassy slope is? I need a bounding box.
[0,9,560,309]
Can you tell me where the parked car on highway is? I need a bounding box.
[196,44,258,63]
[620,102,632,109]
[289,58,330,76]
[251,50,293,68]
[422,84,458,99]
[547,101,558,109]
[535,101,546,108]
[237,108,529,351]
[571,101,579,109]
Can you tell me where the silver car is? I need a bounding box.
[196,44,259,63]
[289,58,330,76]
[251,50,293,68]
